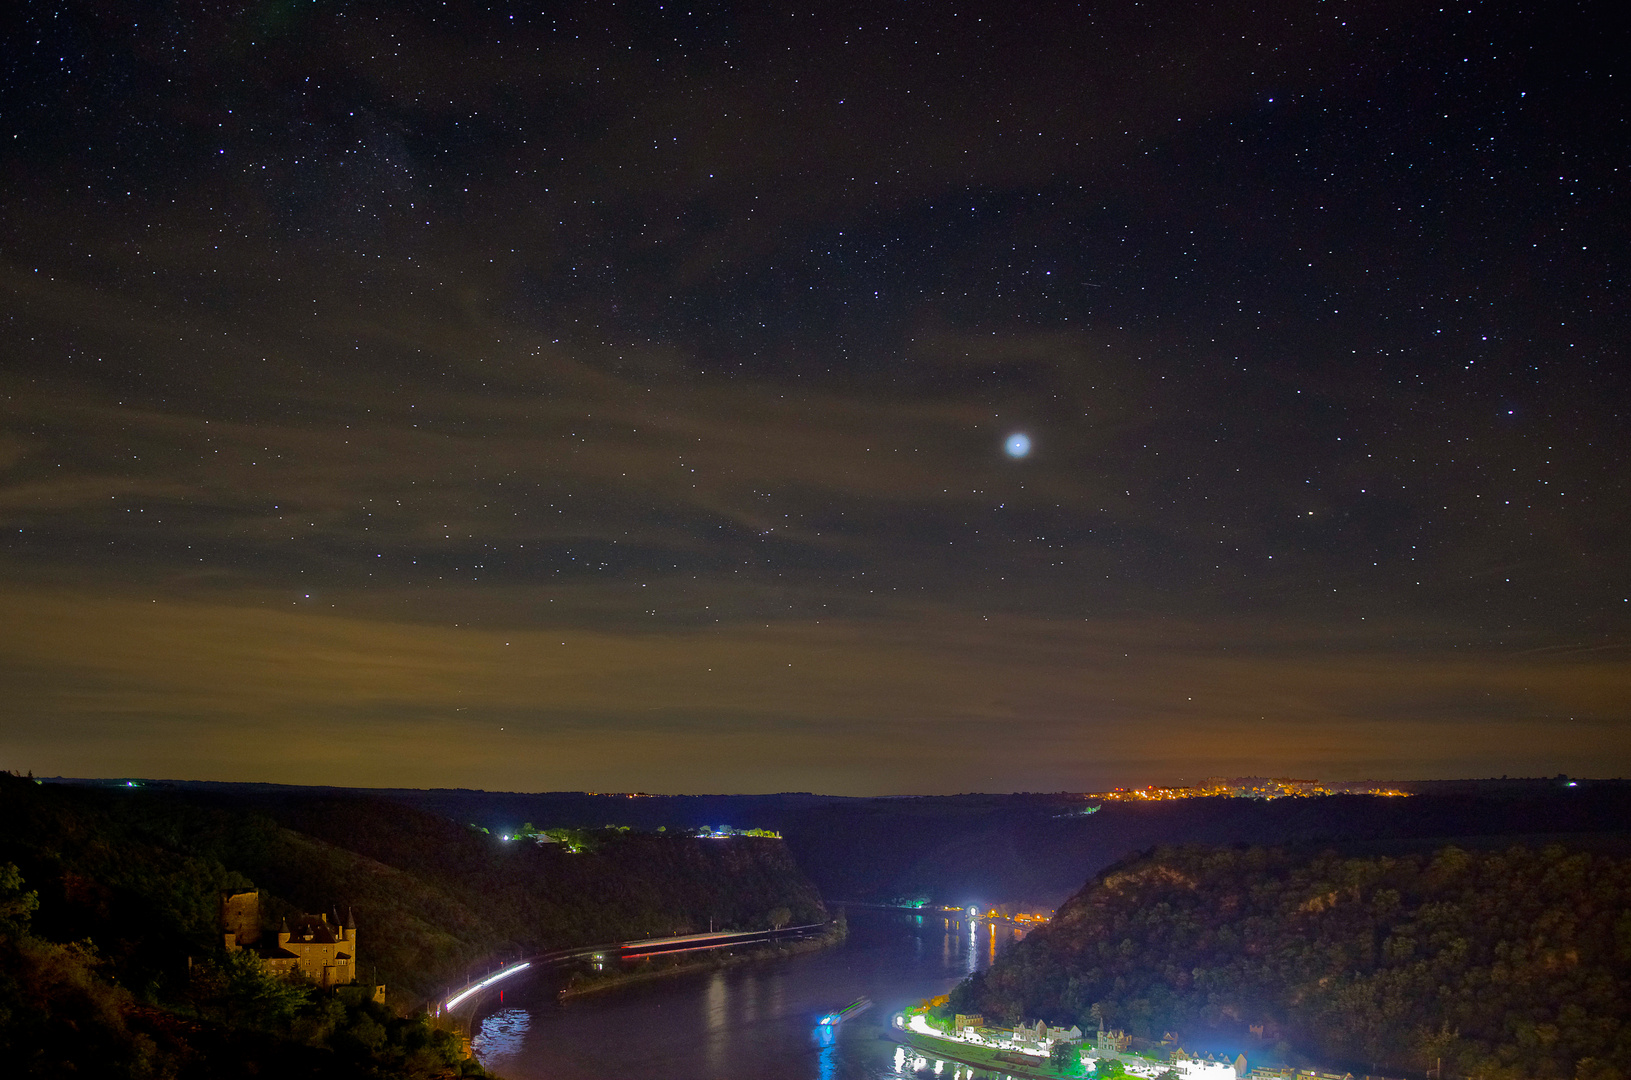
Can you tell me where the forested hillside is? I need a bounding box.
[0,775,485,1077]
[0,773,826,1077]
[0,777,824,1000]
[952,844,1631,1080]
[220,791,828,998]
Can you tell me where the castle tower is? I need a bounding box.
[221,890,261,949]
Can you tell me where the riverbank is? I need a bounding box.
[557,919,847,999]
[895,1027,1079,1079]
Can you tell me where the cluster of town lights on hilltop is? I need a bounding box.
[1084,777,1412,802]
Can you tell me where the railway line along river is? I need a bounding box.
[471,905,1028,1079]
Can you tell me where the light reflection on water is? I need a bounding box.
[475,907,1026,1080]
[817,1028,838,1080]
[471,1006,531,1060]
[892,1043,1009,1080]
[706,970,729,1075]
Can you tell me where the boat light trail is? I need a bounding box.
[446,962,531,1010]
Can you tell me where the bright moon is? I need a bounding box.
[1005,432,1032,458]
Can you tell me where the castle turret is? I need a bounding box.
[221,889,261,950]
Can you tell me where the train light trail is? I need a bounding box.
[446,962,531,1010]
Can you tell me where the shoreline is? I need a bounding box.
[556,921,847,1000]
[892,1027,1076,1079]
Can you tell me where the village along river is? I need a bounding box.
[471,906,1030,1080]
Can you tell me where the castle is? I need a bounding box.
[221,889,360,988]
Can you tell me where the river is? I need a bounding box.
[472,906,1031,1080]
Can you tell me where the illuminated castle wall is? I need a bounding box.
[221,889,359,987]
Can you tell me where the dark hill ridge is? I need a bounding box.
[64,778,1631,910]
[780,783,1631,907]
[952,843,1631,1080]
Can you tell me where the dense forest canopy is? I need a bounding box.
[952,844,1631,1080]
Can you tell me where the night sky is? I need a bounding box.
[2,1,1627,793]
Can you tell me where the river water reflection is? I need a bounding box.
[473,906,1031,1080]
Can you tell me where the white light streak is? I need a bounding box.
[446,962,531,1010]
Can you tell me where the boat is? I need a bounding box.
[818,996,873,1026]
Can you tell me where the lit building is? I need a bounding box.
[221,889,361,988]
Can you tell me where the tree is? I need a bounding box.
[1052,1040,1082,1071]
[0,862,38,938]
[768,906,792,929]
[188,949,312,1031]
